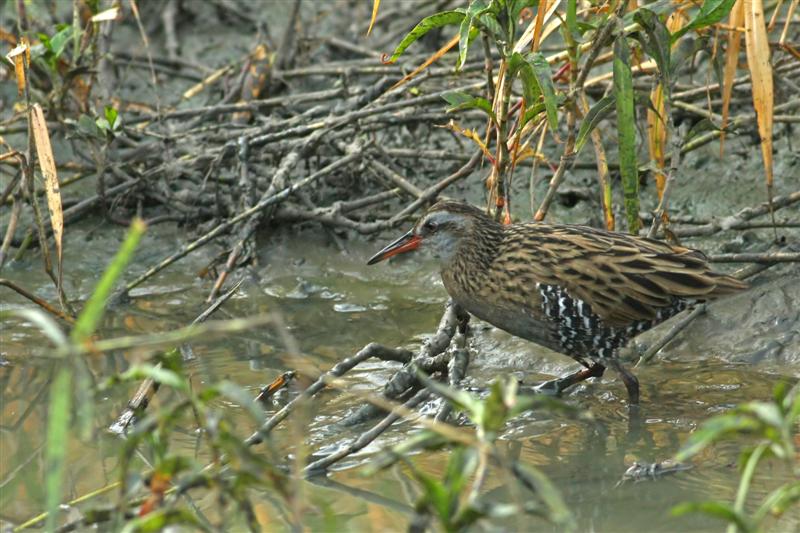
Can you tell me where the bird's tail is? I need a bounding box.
[708,273,749,297]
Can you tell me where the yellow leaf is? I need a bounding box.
[440,120,495,165]
[31,104,64,277]
[367,0,381,36]
[647,83,667,196]
[778,0,798,44]
[387,34,459,91]
[720,0,744,155]
[90,7,120,22]
[6,42,28,96]
[743,0,774,192]
[513,0,560,53]
[530,0,549,52]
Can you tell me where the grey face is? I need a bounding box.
[414,210,471,265]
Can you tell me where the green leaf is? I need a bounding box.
[671,502,754,532]
[530,52,559,131]
[4,309,69,350]
[508,51,560,131]
[71,218,146,343]
[566,0,578,38]
[442,91,496,120]
[214,380,267,421]
[738,402,784,430]
[675,414,759,461]
[45,367,72,532]
[49,26,74,59]
[457,0,490,69]
[520,102,546,128]
[367,430,451,472]
[508,52,541,105]
[672,0,738,41]
[38,32,53,52]
[513,464,575,529]
[613,35,640,234]
[478,12,505,42]
[121,508,212,533]
[73,361,95,441]
[786,383,800,423]
[510,392,586,419]
[444,447,478,498]
[633,9,671,87]
[480,379,511,435]
[415,368,482,416]
[406,460,451,523]
[684,118,718,143]
[76,114,104,140]
[104,106,119,130]
[508,0,536,23]
[575,94,615,153]
[384,11,465,63]
[669,34,707,78]
[114,364,189,392]
[754,482,800,522]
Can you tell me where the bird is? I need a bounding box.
[367,200,748,404]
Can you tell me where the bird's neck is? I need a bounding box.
[440,218,504,290]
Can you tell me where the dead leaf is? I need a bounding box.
[367,0,381,36]
[31,104,64,288]
[743,0,774,196]
[720,0,744,155]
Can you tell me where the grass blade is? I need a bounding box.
[531,52,559,132]
[613,34,640,234]
[743,0,775,233]
[45,367,72,531]
[31,104,65,301]
[367,0,380,36]
[575,94,614,153]
[671,501,754,532]
[647,83,667,198]
[382,11,464,64]
[672,0,738,41]
[579,93,614,230]
[720,0,744,155]
[70,218,146,343]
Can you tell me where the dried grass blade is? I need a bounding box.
[31,104,64,291]
[367,0,381,36]
[647,83,667,197]
[767,0,784,29]
[5,41,28,95]
[531,0,549,52]
[388,33,459,91]
[779,0,798,43]
[440,120,496,165]
[579,93,614,230]
[720,0,744,155]
[513,0,561,53]
[743,0,776,232]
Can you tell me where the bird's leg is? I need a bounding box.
[533,362,606,395]
[609,359,640,405]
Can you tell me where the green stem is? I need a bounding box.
[727,443,768,533]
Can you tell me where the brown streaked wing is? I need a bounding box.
[514,224,746,327]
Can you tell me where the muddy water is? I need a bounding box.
[1,221,798,531]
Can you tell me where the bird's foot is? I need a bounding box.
[532,363,606,396]
[532,378,564,396]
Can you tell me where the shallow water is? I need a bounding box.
[1,222,798,531]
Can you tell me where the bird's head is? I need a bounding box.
[367,201,487,266]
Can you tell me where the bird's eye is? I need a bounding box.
[423,220,438,232]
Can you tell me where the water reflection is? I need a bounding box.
[1,226,798,529]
